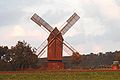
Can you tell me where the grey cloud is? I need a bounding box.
[42,10,72,25]
[82,2,102,19]
[0,0,50,27]
[0,1,25,27]
[0,0,47,8]
[81,1,120,44]
[65,33,86,45]
[96,17,120,43]
[0,10,25,27]
[115,0,120,6]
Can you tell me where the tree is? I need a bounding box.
[0,46,13,70]
[114,51,120,62]
[71,52,81,63]
[0,46,9,59]
[10,41,39,69]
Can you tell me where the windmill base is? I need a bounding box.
[47,62,64,70]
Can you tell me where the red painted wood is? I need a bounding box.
[47,27,63,60]
[112,65,119,70]
[47,62,64,69]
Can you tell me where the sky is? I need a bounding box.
[0,0,120,56]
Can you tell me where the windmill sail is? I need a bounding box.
[63,44,73,55]
[63,41,78,55]
[35,40,48,57]
[31,13,54,32]
[60,13,80,35]
[55,36,78,55]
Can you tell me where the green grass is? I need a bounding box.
[0,71,120,80]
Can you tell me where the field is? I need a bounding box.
[0,70,120,80]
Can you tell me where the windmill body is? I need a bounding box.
[31,13,80,69]
[47,27,64,69]
[48,27,63,61]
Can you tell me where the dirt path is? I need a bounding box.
[0,69,120,74]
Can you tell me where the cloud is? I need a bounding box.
[0,1,26,27]
[0,0,51,27]
[11,25,26,37]
[82,18,106,36]
[92,0,120,19]
[0,24,49,48]
[0,10,25,27]
[0,0,120,54]
[115,0,120,6]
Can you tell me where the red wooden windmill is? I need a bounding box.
[31,13,80,69]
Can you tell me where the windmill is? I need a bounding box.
[31,13,80,69]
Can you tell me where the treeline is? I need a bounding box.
[0,41,38,71]
[67,51,120,69]
[38,50,120,69]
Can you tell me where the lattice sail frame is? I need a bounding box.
[31,13,53,32]
[60,13,80,35]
